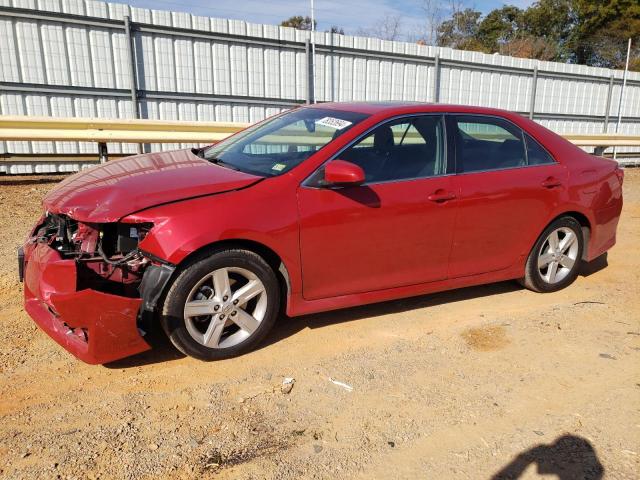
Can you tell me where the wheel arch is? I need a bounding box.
[172,238,292,311]
[544,210,592,261]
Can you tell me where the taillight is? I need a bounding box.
[615,167,624,186]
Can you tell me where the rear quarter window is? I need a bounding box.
[524,132,556,165]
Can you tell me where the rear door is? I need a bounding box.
[447,114,566,278]
[297,114,458,300]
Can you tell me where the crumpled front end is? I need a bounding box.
[21,213,172,364]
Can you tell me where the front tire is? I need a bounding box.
[160,248,280,360]
[521,217,584,293]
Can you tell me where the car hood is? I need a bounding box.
[43,149,262,222]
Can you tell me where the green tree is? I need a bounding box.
[476,5,524,52]
[517,0,574,61]
[521,0,574,42]
[432,0,639,70]
[437,8,485,51]
[568,0,640,68]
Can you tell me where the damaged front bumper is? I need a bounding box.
[22,241,165,364]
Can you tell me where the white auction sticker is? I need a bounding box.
[315,116,353,130]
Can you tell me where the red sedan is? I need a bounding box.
[20,103,623,363]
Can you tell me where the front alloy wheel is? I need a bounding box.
[184,267,267,349]
[161,249,280,360]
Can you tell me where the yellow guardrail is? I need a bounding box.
[0,115,638,160]
[0,115,249,143]
[563,133,640,147]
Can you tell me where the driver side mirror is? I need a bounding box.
[324,160,365,187]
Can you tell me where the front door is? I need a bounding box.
[297,114,458,300]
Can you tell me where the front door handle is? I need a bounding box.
[541,176,562,188]
[428,190,456,203]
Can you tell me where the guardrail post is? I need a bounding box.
[305,38,315,104]
[594,146,606,156]
[98,142,108,164]
[529,65,538,120]
[433,54,440,103]
[124,16,143,154]
[603,75,614,133]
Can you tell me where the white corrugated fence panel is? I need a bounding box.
[0,0,638,163]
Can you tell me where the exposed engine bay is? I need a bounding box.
[32,213,154,297]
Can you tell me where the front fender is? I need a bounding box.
[124,183,302,294]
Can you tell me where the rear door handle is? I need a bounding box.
[427,190,456,203]
[541,177,562,188]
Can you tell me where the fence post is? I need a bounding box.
[305,38,315,104]
[529,65,538,120]
[124,15,142,154]
[603,75,614,133]
[433,54,440,103]
[98,142,108,164]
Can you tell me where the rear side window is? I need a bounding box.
[524,132,555,165]
[453,115,526,173]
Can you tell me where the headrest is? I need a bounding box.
[374,126,394,151]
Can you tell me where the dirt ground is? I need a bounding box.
[0,171,639,480]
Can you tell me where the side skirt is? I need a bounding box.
[285,264,524,317]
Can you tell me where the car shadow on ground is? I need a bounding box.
[106,280,522,369]
[106,254,608,369]
[104,329,186,368]
[491,434,604,479]
[260,280,523,350]
[579,252,608,277]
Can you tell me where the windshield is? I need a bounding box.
[202,107,369,177]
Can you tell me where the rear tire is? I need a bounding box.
[521,216,584,293]
[160,248,280,360]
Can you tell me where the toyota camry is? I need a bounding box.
[20,102,623,363]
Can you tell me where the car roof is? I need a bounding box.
[305,101,520,118]
[304,101,590,169]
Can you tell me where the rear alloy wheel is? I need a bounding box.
[521,217,584,293]
[161,249,280,360]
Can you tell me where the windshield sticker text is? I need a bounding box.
[315,117,353,130]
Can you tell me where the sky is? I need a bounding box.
[123,0,535,40]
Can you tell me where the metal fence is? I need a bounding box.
[1,0,640,160]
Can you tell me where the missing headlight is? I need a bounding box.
[100,222,153,257]
[116,223,140,254]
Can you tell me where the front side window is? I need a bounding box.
[453,115,526,173]
[203,108,369,177]
[336,114,446,183]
